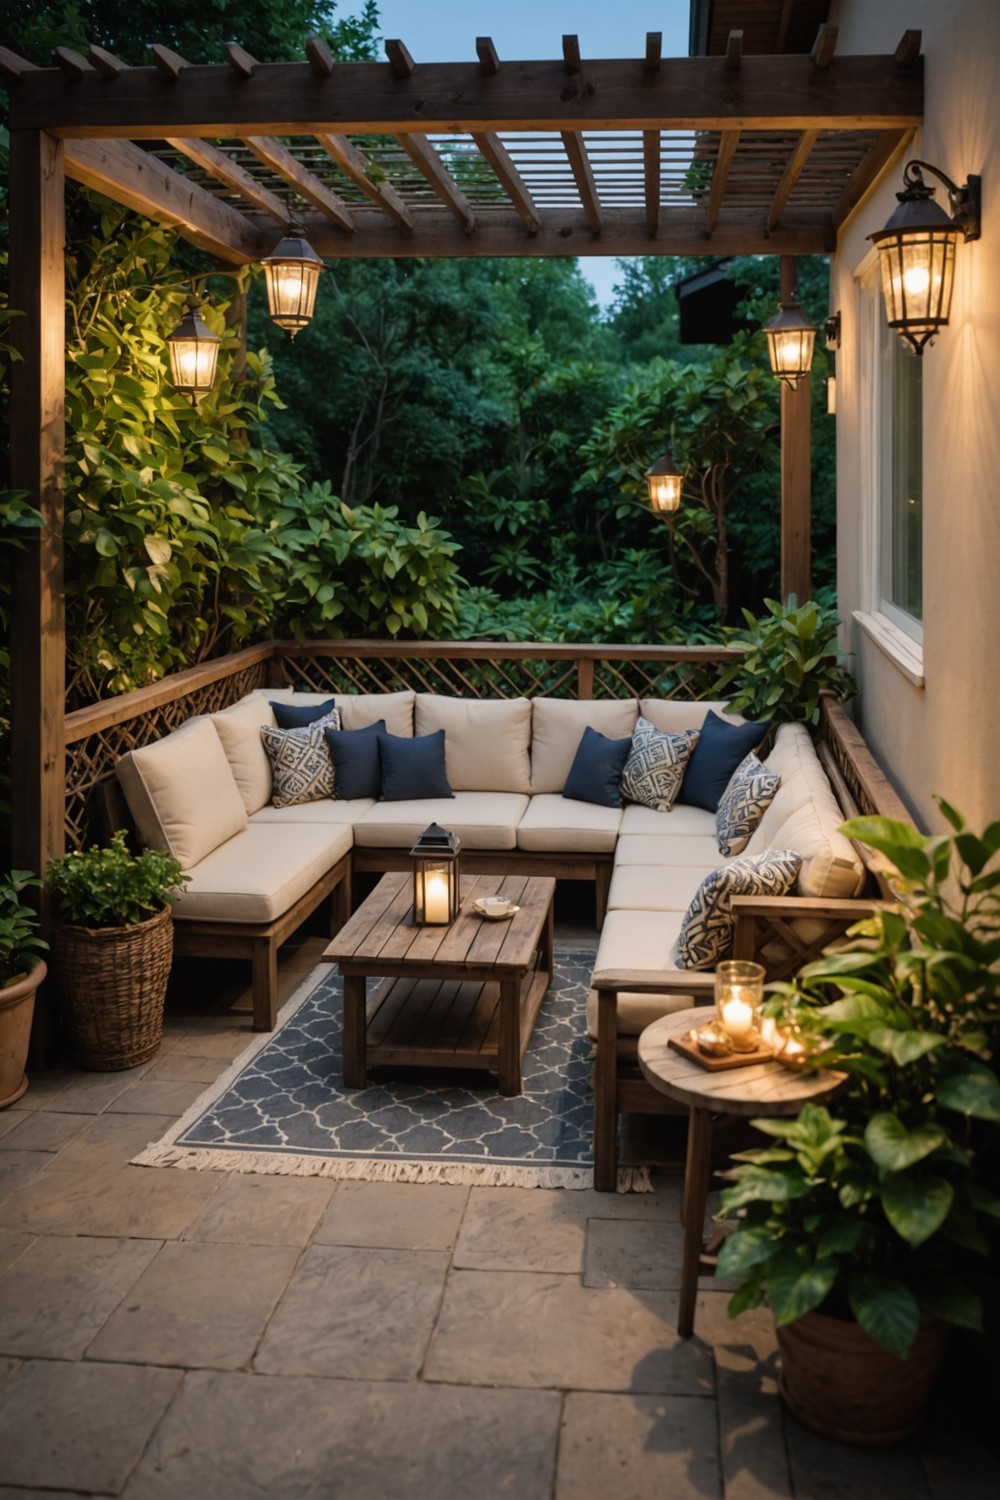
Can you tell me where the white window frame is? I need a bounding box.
[853,247,925,687]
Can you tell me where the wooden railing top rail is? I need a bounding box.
[277,640,747,663]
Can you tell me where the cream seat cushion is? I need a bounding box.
[745,724,864,897]
[264,688,415,737]
[353,792,529,850]
[587,910,698,1039]
[250,798,375,825]
[116,718,247,872]
[211,695,277,816]
[415,694,532,794]
[607,863,718,913]
[516,794,622,853]
[173,823,352,925]
[614,832,727,867]
[618,805,722,844]
[530,698,638,794]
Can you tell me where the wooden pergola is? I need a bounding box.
[2,24,923,882]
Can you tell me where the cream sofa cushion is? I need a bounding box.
[618,804,720,841]
[415,694,532,793]
[746,723,864,897]
[210,695,276,816]
[614,831,731,866]
[251,798,375,825]
[264,688,414,736]
[587,910,694,1038]
[639,699,743,733]
[173,823,352,924]
[353,791,529,850]
[530,698,638,794]
[516,794,622,853]
[607,863,717,913]
[116,718,247,872]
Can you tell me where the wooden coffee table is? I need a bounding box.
[322,871,555,1096]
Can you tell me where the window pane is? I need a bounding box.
[880,311,923,622]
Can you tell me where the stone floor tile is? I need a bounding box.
[695,1291,791,1500]
[87,1240,299,1370]
[184,1172,335,1247]
[0,1162,220,1239]
[577,1180,683,1220]
[425,1270,715,1394]
[557,1391,721,1500]
[43,1068,144,1114]
[122,1370,559,1500]
[919,1430,1000,1500]
[0,1235,160,1359]
[143,1052,228,1084]
[0,1112,25,1140]
[0,1488,85,1498]
[0,1151,51,1209]
[50,1111,178,1172]
[155,1029,253,1060]
[785,1416,932,1498]
[0,1232,34,1277]
[0,1110,92,1153]
[107,1078,210,1117]
[584,1217,688,1288]
[315,1179,468,1250]
[454,1185,591,1273]
[0,1357,19,1384]
[0,1359,182,1493]
[255,1243,449,1381]
[5,1070,77,1112]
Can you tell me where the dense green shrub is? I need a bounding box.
[46,830,186,928]
[723,595,855,725]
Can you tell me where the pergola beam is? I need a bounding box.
[706,130,741,236]
[561,132,603,234]
[766,128,819,233]
[832,127,913,229]
[315,132,414,232]
[7,55,924,138]
[167,136,289,223]
[242,135,355,232]
[643,131,661,237]
[395,133,476,233]
[470,133,540,235]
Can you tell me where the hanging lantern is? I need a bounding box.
[764,294,817,388]
[261,215,325,336]
[645,449,684,514]
[410,823,462,926]
[166,297,222,397]
[868,160,981,355]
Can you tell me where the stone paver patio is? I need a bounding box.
[0,921,995,1499]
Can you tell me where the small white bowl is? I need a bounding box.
[472,897,520,920]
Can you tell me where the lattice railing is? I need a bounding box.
[62,639,744,848]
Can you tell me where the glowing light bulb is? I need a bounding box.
[902,264,931,296]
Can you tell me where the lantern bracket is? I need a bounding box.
[902,160,981,241]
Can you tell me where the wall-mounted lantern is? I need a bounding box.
[868,159,981,354]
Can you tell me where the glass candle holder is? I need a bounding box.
[714,960,765,1052]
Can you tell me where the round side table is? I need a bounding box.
[638,1007,846,1338]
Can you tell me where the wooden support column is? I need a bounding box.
[9,129,66,879]
[779,254,811,602]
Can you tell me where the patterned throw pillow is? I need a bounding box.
[261,710,340,808]
[676,849,803,970]
[620,717,700,812]
[716,752,781,856]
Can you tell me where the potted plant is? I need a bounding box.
[46,831,187,1070]
[723,595,856,726]
[0,871,48,1108]
[716,803,1000,1445]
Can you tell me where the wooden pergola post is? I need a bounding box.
[779,253,812,602]
[9,129,66,880]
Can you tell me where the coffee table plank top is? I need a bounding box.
[325,872,554,978]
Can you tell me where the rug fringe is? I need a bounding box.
[131,1141,652,1193]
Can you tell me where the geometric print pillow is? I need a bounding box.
[715,752,781,856]
[676,849,803,970]
[261,710,340,808]
[620,718,700,813]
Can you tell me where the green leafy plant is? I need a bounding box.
[0,871,47,985]
[717,804,1000,1356]
[722,595,856,725]
[46,831,187,928]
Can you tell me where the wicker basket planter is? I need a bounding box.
[0,959,47,1108]
[51,905,173,1070]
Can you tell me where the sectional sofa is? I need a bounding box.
[114,686,875,1183]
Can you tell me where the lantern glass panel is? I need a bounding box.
[263,258,321,335]
[714,960,765,1052]
[766,323,817,386]
[648,472,682,512]
[876,228,957,351]
[410,824,462,926]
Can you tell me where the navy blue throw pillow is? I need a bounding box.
[678,710,769,813]
[324,720,386,801]
[378,729,453,802]
[562,726,632,808]
[271,696,337,729]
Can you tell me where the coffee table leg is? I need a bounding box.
[541,898,554,984]
[678,1105,713,1338]
[341,973,367,1088]
[498,977,522,1096]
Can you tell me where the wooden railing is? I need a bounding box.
[62,639,745,849]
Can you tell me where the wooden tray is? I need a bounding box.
[668,1032,775,1072]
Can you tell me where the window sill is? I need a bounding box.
[853,611,925,688]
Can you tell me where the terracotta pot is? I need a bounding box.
[776,1307,950,1446]
[0,959,47,1109]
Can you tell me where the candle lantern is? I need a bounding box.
[714,960,765,1052]
[410,823,462,926]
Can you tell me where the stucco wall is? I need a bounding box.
[829,0,1000,831]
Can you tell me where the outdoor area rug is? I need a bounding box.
[134,949,650,1190]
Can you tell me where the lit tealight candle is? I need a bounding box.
[759,1016,778,1053]
[424,872,450,924]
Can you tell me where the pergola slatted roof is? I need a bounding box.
[2,30,922,262]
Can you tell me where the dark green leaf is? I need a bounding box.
[879,1174,953,1247]
[865,1114,947,1171]
[937,1067,1000,1121]
[848,1271,920,1357]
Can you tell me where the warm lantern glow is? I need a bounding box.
[261,223,325,335]
[868,160,981,354]
[764,295,817,387]
[166,302,222,396]
[714,960,765,1052]
[410,824,462,926]
[645,449,684,513]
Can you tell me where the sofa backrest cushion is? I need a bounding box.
[748,723,865,897]
[639,699,742,734]
[414,694,532,793]
[266,688,415,737]
[530,698,639,794]
[211,695,277,815]
[116,717,247,870]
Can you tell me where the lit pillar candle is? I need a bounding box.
[424,872,450,924]
[720,995,756,1047]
